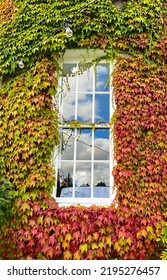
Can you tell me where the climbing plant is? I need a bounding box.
[112,56,167,216]
[0,176,13,227]
[0,0,167,259]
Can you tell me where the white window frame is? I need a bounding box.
[52,49,116,207]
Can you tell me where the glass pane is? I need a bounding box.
[76,129,92,160]
[93,162,110,198]
[60,129,74,160]
[95,94,109,123]
[94,129,109,160]
[75,162,91,197]
[62,64,77,92]
[95,63,110,92]
[77,94,92,122]
[78,65,93,92]
[62,94,76,121]
[57,162,73,197]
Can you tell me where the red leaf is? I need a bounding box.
[49,236,55,246]
[31,229,38,237]
[33,204,41,213]
[18,229,24,235]
[86,250,94,260]
[18,242,25,250]
[61,225,69,235]
[73,231,81,242]
[28,239,35,248]
[36,232,43,239]
[70,241,78,253]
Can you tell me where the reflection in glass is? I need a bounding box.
[78,65,93,92]
[93,162,109,198]
[94,129,109,160]
[62,64,77,92]
[95,94,109,123]
[77,94,92,122]
[95,63,110,92]
[60,129,74,160]
[75,162,91,197]
[57,162,73,197]
[76,129,92,160]
[57,60,112,200]
[62,94,76,121]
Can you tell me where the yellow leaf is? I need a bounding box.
[141,229,147,238]
[124,245,130,253]
[58,236,63,242]
[21,203,31,213]
[147,226,153,233]
[93,232,99,241]
[126,237,132,245]
[79,244,88,254]
[86,234,93,243]
[122,198,129,206]
[118,238,126,246]
[46,250,53,259]
[73,250,81,260]
[91,243,98,250]
[106,237,112,246]
[98,241,105,249]
[62,240,69,250]
[114,241,121,252]
[148,232,156,240]
[64,250,72,260]
[65,233,72,242]
[37,216,43,225]
[137,231,141,239]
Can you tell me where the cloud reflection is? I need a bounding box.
[61,63,110,123]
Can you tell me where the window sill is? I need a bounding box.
[52,196,115,207]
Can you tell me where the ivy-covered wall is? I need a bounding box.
[0,0,167,259]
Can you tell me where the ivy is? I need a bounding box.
[0,0,167,260]
[0,177,13,227]
[0,57,60,210]
[0,202,165,260]
[112,56,167,216]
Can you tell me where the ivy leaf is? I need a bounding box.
[49,236,55,246]
[62,240,69,250]
[86,250,94,260]
[91,243,98,250]
[114,241,121,253]
[106,237,112,246]
[37,216,44,226]
[20,203,31,213]
[65,233,72,242]
[73,250,81,260]
[63,250,72,260]
[79,244,88,254]
[93,232,99,241]
[73,231,81,241]
[61,225,69,235]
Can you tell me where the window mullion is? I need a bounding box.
[90,64,96,198]
[75,63,79,120]
[73,128,77,199]
[73,68,79,199]
[92,63,95,123]
[91,129,94,198]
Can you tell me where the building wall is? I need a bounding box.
[0,0,166,260]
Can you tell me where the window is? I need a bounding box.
[54,50,115,206]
